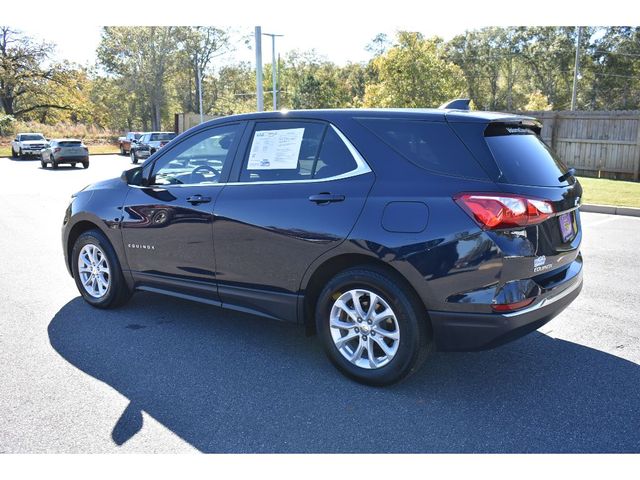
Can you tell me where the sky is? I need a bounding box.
[6,0,639,69]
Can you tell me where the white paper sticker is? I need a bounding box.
[247,128,305,170]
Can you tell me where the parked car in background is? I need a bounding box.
[61,104,583,385]
[11,133,49,159]
[118,132,142,156]
[130,132,176,164]
[41,139,89,169]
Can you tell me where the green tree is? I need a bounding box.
[364,32,466,108]
[0,26,76,118]
[97,26,178,130]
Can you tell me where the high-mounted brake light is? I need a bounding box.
[454,193,554,230]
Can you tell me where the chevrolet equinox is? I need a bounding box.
[62,104,583,385]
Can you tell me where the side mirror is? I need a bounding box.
[121,166,144,186]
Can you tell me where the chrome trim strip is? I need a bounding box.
[135,123,372,189]
[502,271,583,318]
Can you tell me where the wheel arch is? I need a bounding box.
[300,252,432,337]
[65,220,104,274]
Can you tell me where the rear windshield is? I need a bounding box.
[485,124,570,187]
[58,141,82,147]
[21,134,45,141]
[357,118,488,179]
[150,133,176,141]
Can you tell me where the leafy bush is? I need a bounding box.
[0,114,17,137]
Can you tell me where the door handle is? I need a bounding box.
[186,195,212,205]
[308,193,345,204]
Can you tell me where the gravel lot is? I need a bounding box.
[1,154,639,453]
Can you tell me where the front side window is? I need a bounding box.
[149,124,241,186]
[240,121,359,182]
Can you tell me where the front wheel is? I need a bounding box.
[11,148,17,158]
[315,267,431,386]
[41,159,47,168]
[71,229,132,308]
[120,145,126,156]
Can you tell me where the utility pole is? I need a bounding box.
[263,32,283,110]
[196,53,204,124]
[255,26,264,112]
[571,26,582,111]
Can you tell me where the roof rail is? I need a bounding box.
[439,98,471,110]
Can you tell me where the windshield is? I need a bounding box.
[150,133,176,142]
[21,134,45,141]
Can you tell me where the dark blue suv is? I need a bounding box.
[62,105,583,385]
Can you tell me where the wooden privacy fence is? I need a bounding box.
[174,112,219,134]
[522,110,640,181]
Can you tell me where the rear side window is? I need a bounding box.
[240,121,358,182]
[357,118,487,179]
[485,124,570,187]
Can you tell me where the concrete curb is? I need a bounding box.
[582,204,640,217]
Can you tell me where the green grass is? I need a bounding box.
[88,144,119,155]
[577,176,640,208]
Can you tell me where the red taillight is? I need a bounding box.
[491,298,535,312]
[454,193,554,230]
[54,147,61,153]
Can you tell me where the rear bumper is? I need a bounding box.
[430,263,583,351]
[55,156,89,162]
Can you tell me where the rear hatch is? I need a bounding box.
[58,141,86,157]
[447,114,582,297]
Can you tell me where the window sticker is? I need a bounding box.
[247,128,305,170]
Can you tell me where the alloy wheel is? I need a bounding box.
[329,289,400,369]
[77,244,111,298]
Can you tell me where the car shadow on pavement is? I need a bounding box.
[48,293,640,453]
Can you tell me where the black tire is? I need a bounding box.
[41,159,47,168]
[51,155,58,169]
[315,266,431,386]
[19,149,24,159]
[71,229,132,309]
[82,162,89,169]
[71,162,77,168]
[130,150,138,164]
[11,148,17,158]
[120,145,126,156]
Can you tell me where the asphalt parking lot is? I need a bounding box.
[1,153,639,453]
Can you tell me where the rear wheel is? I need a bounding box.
[82,162,89,169]
[120,145,126,156]
[51,155,58,169]
[315,266,431,386]
[130,150,138,164]
[71,162,77,168]
[71,229,132,308]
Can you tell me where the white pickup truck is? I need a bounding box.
[11,133,49,159]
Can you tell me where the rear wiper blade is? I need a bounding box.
[558,168,576,182]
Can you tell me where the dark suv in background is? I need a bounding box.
[62,105,583,385]
[130,131,177,163]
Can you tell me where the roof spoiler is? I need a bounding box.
[439,98,471,110]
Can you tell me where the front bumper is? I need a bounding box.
[430,260,583,351]
[21,149,44,156]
